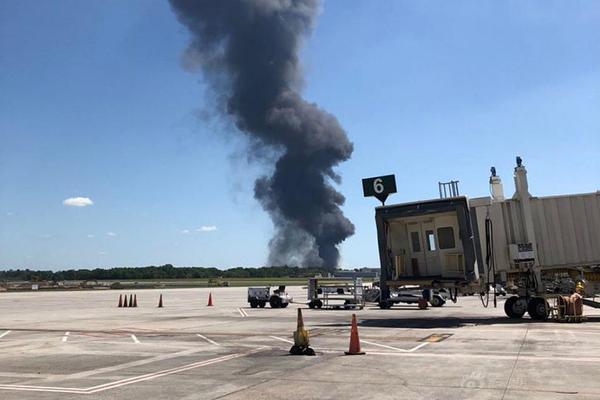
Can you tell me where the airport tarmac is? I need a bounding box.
[2,286,600,399]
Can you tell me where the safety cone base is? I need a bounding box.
[289,345,315,356]
[344,350,365,355]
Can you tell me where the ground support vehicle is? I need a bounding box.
[247,286,293,309]
[307,278,365,310]
[364,286,447,308]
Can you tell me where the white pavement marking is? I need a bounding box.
[237,307,248,317]
[61,332,70,342]
[269,335,294,344]
[196,334,219,346]
[0,348,265,395]
[0,331,11,339]
[131,334,141,344]
[86,349,263,393]
[361,340,428,353]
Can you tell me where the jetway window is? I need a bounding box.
[426,230,436,251]
[437,226,456,249]
[410,231,421,252]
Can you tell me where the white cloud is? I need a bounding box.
[180,229,190,234]
[98,251,108,255]
[63,197,93,207]
[6,212,14,217]
[106,232,117,237]
[197,225,217,232]
[87,234,95,238]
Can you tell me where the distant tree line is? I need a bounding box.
[0,264,335,282]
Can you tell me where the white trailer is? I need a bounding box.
[307,278,365,310]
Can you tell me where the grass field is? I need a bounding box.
[107,277,374,289]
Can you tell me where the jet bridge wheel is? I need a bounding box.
[504,296,527,319]
[527,297,550,321]
[379,301,392,309]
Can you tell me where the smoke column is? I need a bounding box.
[170,0,354,268]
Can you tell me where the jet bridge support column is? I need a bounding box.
[513,157,543,295]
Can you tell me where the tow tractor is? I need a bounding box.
[365,285,448,308]
[247,286,293,309]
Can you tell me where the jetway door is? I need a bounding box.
[407,223,426,276]
[422,221,441,276]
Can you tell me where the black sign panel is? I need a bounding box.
[362,174,397,205]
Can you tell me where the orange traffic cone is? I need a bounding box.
[158,294,163,308]
[118,294,123,308]
[123,294,128,307]
[207,292,213,307]
[129,294,134,308]
[133,294,138,308]
[345,313,365,355]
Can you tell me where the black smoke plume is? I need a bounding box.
[170,0,354,268]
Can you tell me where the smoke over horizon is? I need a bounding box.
[170,0,354,269]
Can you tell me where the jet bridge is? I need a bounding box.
[370,157,600,320]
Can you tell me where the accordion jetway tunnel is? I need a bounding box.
[371,157,600,321]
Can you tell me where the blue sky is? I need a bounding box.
[1,1,599,270]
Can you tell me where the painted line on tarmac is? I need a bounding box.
[237,308,248,317]
[0,384,86,395]
[347,351,600,363]
[61,332,70,342]
[196,334,219,346]
[269,335,294,344]
[0,348,267,395]
[0,331,11,339]
[361,340,428,353]
[131,334,141,344]
[85,349,263,394]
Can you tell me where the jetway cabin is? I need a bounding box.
[375,197,479,299]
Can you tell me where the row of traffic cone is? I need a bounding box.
[118,294,138,308]
[289,309,364,356]
[117,292,214,308]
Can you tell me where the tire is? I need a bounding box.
[429,295,445,307]
[379,301,392,309]
[259,301,266,308]
[281,302,289,308]
[250,300,258,308]
[344,300,356,310]
[269,296,282,309]
[504,296,527,319]
[527,297,549,321]
[315,299,323,309]
[308,301,316,309]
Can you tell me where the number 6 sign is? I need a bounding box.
[362,174,397,205]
